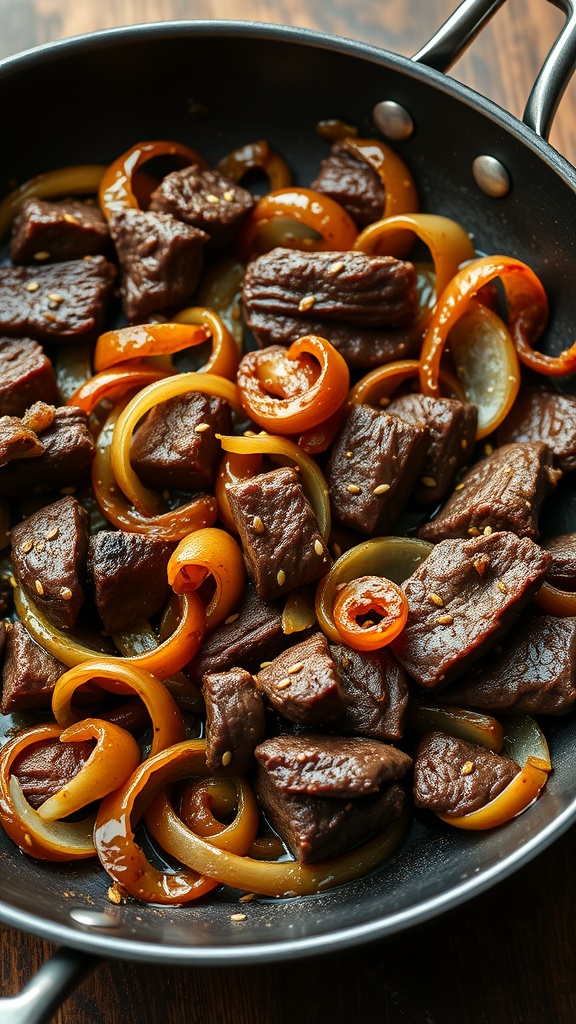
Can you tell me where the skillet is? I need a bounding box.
[2,0,576,1019]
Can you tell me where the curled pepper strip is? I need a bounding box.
[94,740,259,904]
[111,373,243,517]
[407,703,504,754]
[436,717,551,831]
[36,719,141,823]
[15,586,205,681]
[347,358,465,408]
[237,336,350,434]
[68,363,172,415]
[52,659,185,755]
[94,322,211,372]
[342,138,418,221]
[99,140,206,220]
[0,164,106,241]
[168,527,247,630]
[217,433,331,540]
[93,404,218,541]
[216,140,292,191]
[0,724,96,861]
[332,575,408,651]
[238,187,358,260]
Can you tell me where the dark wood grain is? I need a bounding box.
[2,1,576,1022]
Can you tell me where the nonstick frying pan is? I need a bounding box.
[2,1,576,1020]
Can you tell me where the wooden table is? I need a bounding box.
[2,1,576,1021]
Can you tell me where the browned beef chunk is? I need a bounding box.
[150,166,254,248]
[227,467,330,601]
[413,732,519,816]
[418,441,560,543]
[10,198,110,264]
[436,615,576,716]
[98,698,151,733]
[386,394,478,505]
[190,585,286,683]
[256,768,405,862]
[11,495,90,630]
[0,257,115,342]
[326,404,429,534]
[109,209,208,321]
[543,533,576,590]
[130,392,232,492]
[88,531,174,634]
[0,337,58,417]
[0,406,95,498]
[391,531,551,689]
[12,737,94,809]
[255,734,411,798]
[203,667,265,775]
[496,386,576,472]
[0,620,65,714]
[310,140,384,228]
[0,574,12,617]
[243,248,418,329]
[255,632,346,724]
[329,643,409,742]
[0,415,44,466]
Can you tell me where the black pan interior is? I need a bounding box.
[1,23,576,963]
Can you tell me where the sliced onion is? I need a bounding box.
[407,703,504,753]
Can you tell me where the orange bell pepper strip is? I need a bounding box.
[168,527,247,630]
[332,574,408,650]
[216,140,292,191]
[238,187,358,259]
[99,140,206,219]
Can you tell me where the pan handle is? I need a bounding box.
[0,946,97,1024]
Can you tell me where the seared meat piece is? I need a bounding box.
[203,667,265,776]
[496,385,576,472]
[256,769,405,862]
[0,415,44,466]
[12,736,94,810]
[386,393,478,505]
[255,734,411,798]
[326,404,429,534]
[10,197,110,264]
[130,392,232,492]
[0,257,115,342]
[330,643,410,742]
[256,632,346,724]
[243,248,418,329]
[0,406,95,498]
[11,495,90,631]
[189,585,286,683]
[436,614,576,716]
[543,533,576,590]
[413,732,519,816]
[227,467,330,601]
[0,337,58,417]
[150,165,254,248]
[88,531,174,634]
[418,441,560,543]
[391,531,551,689]
[110,209,208,321]
[0,620,65,714]
[310,140,384,228]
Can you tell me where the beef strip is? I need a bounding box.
[10,495,90,631]
[0,257,115,342]
[255,631,346,724]
[0,415,44,466]
[0,337,58,417]
[326,404,429,534]
[0,619,65,714]
[543,533,576,590]
[329,642,409,742]
[130,392,232,492]
[88,531,174,634]
[391,531,551,689]
[203,667,265,775]
[109,209,208,321]
[12,737,94,810]
[436,614,576,716]
[255,734,411,798]
[413,732,519,816]
[150,166,254,248]
[256,768,405,863]
[386,393,478,505]
[189,585,286,683]
[10,197,110,264]
[310,140,385,228]
[227,466,330,601]
[242,248,418,329]
[496,385,576,472]
[418,441,561,543]
[0,406,95,498]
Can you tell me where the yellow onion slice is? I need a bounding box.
[0,165,106,240]
[535,579,576,616]
[408,704,504,753]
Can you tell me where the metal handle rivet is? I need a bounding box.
[472,155,511,197]
[372,100,414,140]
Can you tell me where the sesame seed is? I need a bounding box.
[484,443,494,455]
[347,484,360,493]
[473,555,490,576]
[497,580,508,593]
[468,527,481,536]
[373,483,390,495]
[224,612,240,624]
[345,451,353,458]
[421,476,437,488]
[33,251,50,260]
[486,386,494,394]
[194,422,210,432]
[47,292,63,303]
[223,190,234,201]
[35,580,44,595]
[503,464,512,473]
[298,295,316,312]
[277,569,286,587]
[9,575,16,588]
[25,281,39,292]
[20,539,33,553]
[483,526,492,536]
[344,802,353,812]
[436,614,453,625]
[379,397,390,407]
[461,439,468,449]
[341,657,350,668]
[244,429,257,437]
[461,761,475,776]
[314,539,324,556]
[45,527,59,540]
[63,212,78,224]
[60,587,73,600]
[43,312,58,322]
[83,254,93,260]
[329,261,344,274]
[107,886,122,905]
[253,515,265,534]
[428,593,444,607]
[230,913,246,921]
[260,661,272,668]
[239,892,256,902]
[277,678,291,689]
[454,482,465,491]
[221,751,233,767]
[206,194,220,203]
[288,662,304,674]
[35,540,45,553]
